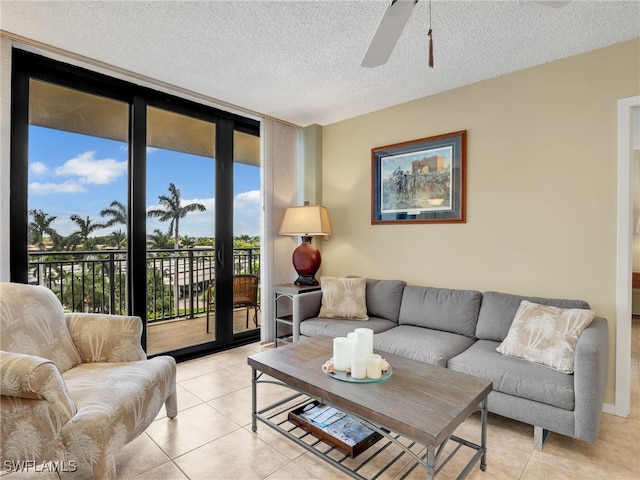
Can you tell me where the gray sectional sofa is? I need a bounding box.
[292,278,608,449]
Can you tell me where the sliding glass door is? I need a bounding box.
[10,49,261,360]
[145,106,217,354]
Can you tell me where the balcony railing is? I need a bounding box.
[28,247,260,322]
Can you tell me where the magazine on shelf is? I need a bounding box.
[288,401,383,458]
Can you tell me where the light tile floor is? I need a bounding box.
[3,319,639,479]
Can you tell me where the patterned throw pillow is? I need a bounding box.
[318,277,369,320]
[496,300,596,374]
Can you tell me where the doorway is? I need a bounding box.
[616,96,640,416]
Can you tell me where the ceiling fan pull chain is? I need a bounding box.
[428,0,434,68]
[428,28,434,68]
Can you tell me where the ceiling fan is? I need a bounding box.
[361,0,571,68]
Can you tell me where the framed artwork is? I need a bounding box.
[371,130,466,224]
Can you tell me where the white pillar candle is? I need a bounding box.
[333,337,350,371]
[346,332,355,360]
[354,328,374,358]
[351,356,367,379]
[366,354,382,379]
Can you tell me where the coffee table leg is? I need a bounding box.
[251,367,257,432]
[426,445,435,480]
[480,398,488,471]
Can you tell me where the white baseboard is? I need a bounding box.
[602,403,616,415]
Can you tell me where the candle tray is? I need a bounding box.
[322,362,393,383]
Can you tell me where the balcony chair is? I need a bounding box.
[0,282,177,480]
[205,274,260,332]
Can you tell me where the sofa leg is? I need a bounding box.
[534,426,550,451]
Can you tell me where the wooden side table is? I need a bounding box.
[273,283,321,347]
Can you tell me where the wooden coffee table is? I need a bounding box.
[248,336,492,480]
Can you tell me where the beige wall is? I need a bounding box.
[321,39,640,405]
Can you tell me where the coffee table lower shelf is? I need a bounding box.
[251,371,487,480]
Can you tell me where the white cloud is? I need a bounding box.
[184,197,215,210]
[234,190,261,236]
[29,161,49,176]
[234,190,261,208]
[29,180,87,196]
[55,151,126,185]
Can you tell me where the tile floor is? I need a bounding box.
[3,319,639,480]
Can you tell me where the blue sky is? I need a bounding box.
[28,126,261,238]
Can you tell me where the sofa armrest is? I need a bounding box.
[0,350,76,418]
[572,316,608,442]
[66,313,147,363]
[292,290,323,341]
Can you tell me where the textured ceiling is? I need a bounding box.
[1,0,639,127]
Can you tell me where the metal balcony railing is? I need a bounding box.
[28,247,260,323]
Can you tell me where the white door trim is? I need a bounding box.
[615,95,639,417]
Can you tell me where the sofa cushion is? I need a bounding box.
[0,283,82,373]
[300,316,396,338]
[476,291,591,342]
[365,279,406,323]
[373,325,476,368]
[318,277,368,320]
[496,300,596,374]
[448,340,575,410]
[398,286,481,338]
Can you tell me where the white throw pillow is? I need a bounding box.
[318,277,368,320]
[496,300,596,374]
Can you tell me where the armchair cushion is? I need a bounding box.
[0,284,81,373]
[66,313,146,363]
[61,357,176,462]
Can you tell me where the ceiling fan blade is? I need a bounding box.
[361,0,418,68]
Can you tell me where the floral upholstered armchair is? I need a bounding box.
[0,282,177,480]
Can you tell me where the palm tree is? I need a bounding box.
[100,200,127,229]
[147,229,172,250]
[147,183,206,317]
[29,209,59,250]
[147,183,206,250]
[68,214,104,250]
[180,235,196,248]
[109,230,127,249]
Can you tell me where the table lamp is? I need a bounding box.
[279,205,332,285]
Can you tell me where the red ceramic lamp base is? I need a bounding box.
[292,236,321,286]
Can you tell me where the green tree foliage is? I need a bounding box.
[29,209,60,250]
[147,229,173,250]
[68,214,104,250]
[100,200,128,229]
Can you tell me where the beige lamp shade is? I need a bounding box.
[279,205,332,236]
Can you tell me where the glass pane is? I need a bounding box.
[145,106,216,355]
[232,130,261,334]
[28,79,129,315]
